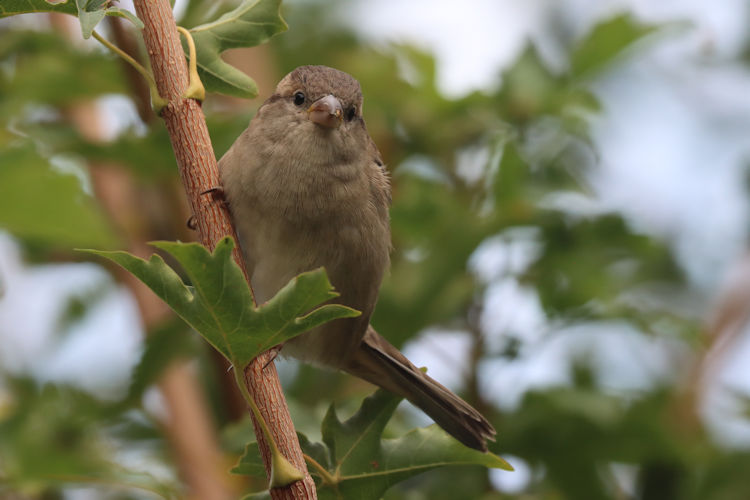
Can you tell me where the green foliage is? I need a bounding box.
[186,0,288,98]
[0,377,179,498]
[125,319,200,404]
[73,0,143,38]
[571,14,658,77]
[84,237,360,369]
[0,30,128,109]
[0,142,118,249]
[0,0,77,17]
[527,212,683,317]
[2,1,748,498]
[234,390,510,499]
[0,0,143,38]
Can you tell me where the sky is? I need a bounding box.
[2,1,750,490]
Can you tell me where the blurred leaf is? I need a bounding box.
[73,0,143,39]
[18,120,177,179]
[0,143,118,249]
[0,378,178,497]
[496,44,563,124]
[125,319,199,404]
[0,30,128,109]
[0,0,143,38]
[232,443,267,478]
[0,0,77,17]
[234,390,511,499]
[177,0,239,27]
[526,213,683,317]
[375,175,490,344]
[571,14,658,77]
[186,0,287,97]
[83,237,359,368]
[55,278,112,334]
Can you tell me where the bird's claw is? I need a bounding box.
[201,185,225,201]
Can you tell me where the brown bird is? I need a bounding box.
[219,65,495,452]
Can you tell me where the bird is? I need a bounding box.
[218,65,495,452]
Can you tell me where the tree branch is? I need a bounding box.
[131,1,316,497]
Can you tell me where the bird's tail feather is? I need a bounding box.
[343,326,496,452]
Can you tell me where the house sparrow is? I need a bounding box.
[219,65,495,452]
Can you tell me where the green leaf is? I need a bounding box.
[0,1,143,39]
[0,0,77,17]
[0,377,180,497]
[233,390,512,499]
[571,14,658,77]
[75,0,143,39]
[16,120,177,179]
[125,319,198,404]
[82,237,359,368]
[526,212,683,317]
[187,0,288,98]
[101,6,143,31]
[0,143,118,250]
[0,30,129,109]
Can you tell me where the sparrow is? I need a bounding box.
[218,65,495,452]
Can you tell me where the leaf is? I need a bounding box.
[0,0,77,17]
[0,377,180,497]
[82,237,360,368]
[187,0,288,98]
[0,143,118,250]
[233,390,512,499]
[232,442,268,478]
[571,14,658,77]
[0,0,143,39]
[0,30,129,108]
[17,120,177,179]
[125,319,198,404]
[526,212,683,317]
[74,0,143,39]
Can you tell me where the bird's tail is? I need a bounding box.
[343,326,496,452]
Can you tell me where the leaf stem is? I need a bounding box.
[233,365,304,488]
[302,454,336,486]
[176,26,205,102]
[91,29,168,113]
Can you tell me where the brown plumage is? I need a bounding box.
[219,65,495,451]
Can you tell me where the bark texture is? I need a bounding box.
[131,1,316,497]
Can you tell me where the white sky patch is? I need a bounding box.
[490,455,532,493]
[479,322,690,411]
[348,0,548,97]
[0,234,143,399]
[591,57,750,290]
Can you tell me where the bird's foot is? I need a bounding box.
[201,185,226,203]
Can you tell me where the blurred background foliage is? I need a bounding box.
[1,0,750,499]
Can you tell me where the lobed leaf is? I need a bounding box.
[186,0,288,98]
[82,237,359,368]
[234,390,512,499]
[0,0,143,39]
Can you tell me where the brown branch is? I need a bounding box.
[130,1,316,497]
[49,13,235,499]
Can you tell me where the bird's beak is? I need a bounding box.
[308,95,343,129]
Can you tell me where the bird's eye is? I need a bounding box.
[293,91,305,106]
[345,107,356,121]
